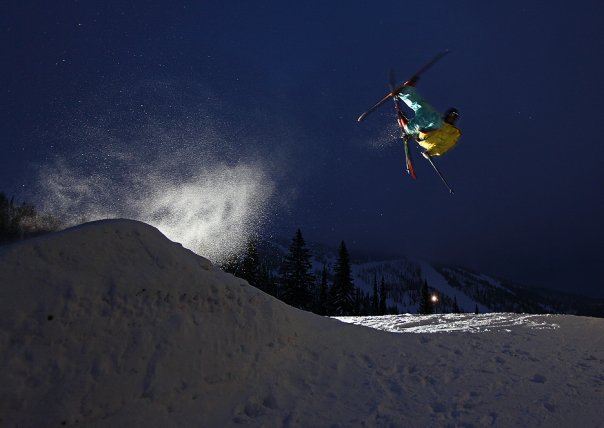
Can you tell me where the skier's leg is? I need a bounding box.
[397,86,426,113]
[397,87,443,132]
[397,111,408,128]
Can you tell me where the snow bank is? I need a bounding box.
[1,220,603,427]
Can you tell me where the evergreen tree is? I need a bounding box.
[219,252,241,276]
[0,193,11,242]
[418,280,433,315]
[279,229,314,310]
[0,192,59,244]
[240,239,260,287]
[372,275,379,315]
[316,265,329,315]
[362,292,372,316]
[453,296,461,314]
[353,287,363,315]
[379,276,387,315]
[255,262,271,294]
[329,241,354,316]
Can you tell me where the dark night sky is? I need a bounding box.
[2,1,604,297]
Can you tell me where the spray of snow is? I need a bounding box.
[366,122,400,150]
[35,147,274,262]
[136,163,273,261]
[34,145,274,261]
[30,81,279,262]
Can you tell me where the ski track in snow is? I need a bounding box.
[1,219,603,427]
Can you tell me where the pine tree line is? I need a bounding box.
[221,228,398,317]
[0,192,61,244]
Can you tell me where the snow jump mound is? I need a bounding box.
[1,220,603,427]
[0,219,339,426]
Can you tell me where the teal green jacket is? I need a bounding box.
[396,86,443,134]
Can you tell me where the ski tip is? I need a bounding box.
[357,113,366,122]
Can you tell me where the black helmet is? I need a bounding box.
[444,108,459,124]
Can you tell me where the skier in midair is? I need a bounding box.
[357,50,460,193]
[395,78,461,159]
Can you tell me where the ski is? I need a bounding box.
[403,135,416,178]
[389,69,416,179]
[423,152,455,194]
[357,49,450,123]
[405,49,450,89]
[357,91,394,123]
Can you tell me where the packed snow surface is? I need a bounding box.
[1,219,603,427]
[334,313,561,334]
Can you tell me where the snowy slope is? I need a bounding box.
[266,239,582,316]
[1,220,603,427]
[416,260,490,313]
[349,259,420,312]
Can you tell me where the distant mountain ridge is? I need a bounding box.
[259,239,604,318]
